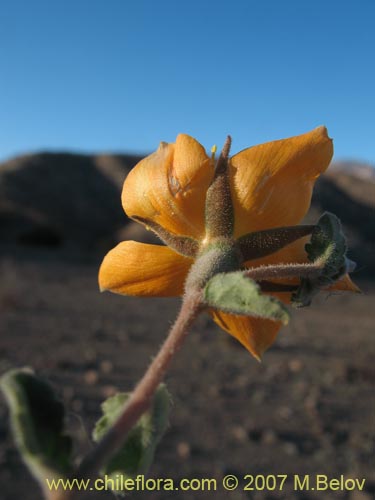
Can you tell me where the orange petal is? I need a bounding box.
[327,273,361,293]
[211,310,283,360]
[99,241,192,297]
[122,134,213,239]
[230,126,333,237]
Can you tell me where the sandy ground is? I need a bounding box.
[0,247,374,499]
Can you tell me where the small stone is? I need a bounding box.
[83,348,97,362]
[101,385,117,398]
[288,359,303,373]
[84,369,98,385]
[231,425,247,441]
[304,388,320,412]
[278,406,293,420]
[100,360,113,374]
[177,441,190,459]
[283,442,298,456]
[262,429,278,445]
[349,492,372,500]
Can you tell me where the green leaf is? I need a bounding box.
[305,212,347,280]
[204,271,290,324]
[93,384,170,494]
[292,212,350,307]
[0,368,73,486]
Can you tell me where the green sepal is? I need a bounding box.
[238,225,314,261]
[131,216,199,257]
[204,137,234,239]
[0,368,73,486]
[93,384,170,494]
[292,212,351,307]
[204,271,290,324]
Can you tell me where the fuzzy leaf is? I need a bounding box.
[93,384,170,494]
[292,212,349,307]
[305,212,347,279]
[0,368,72,487]
[204,271,290,324]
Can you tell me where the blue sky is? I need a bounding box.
[1,0,374,163]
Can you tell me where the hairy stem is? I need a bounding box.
[55,291,202,500]
[244,261,324,281]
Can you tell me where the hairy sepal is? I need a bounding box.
[238,225,314,261]
[131,216,199,257]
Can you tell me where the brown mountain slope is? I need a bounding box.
[0,152,141,250]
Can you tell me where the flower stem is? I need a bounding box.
[244,262,324,281]
[66,290,202,494]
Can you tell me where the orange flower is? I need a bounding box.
[99,128,357,360]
